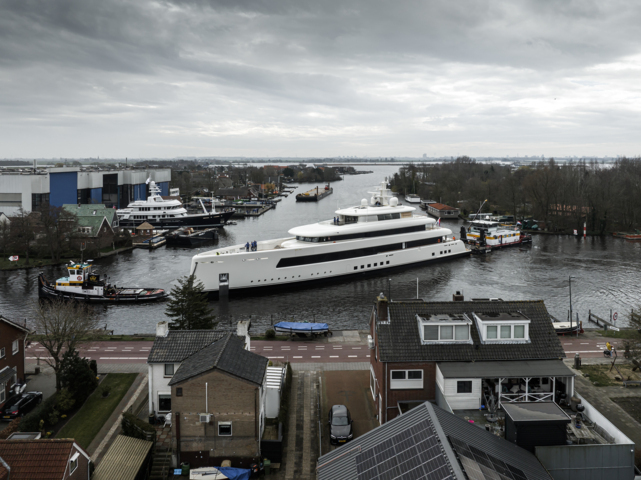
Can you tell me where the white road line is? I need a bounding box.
[565,350,603,354]
[348,355,358,358]
[580,343,590,345]
[563,343,573,345]
[333,347,343,349]
[298,347,308,349]
[366,355,370,358]
[99,357,147,360]
[312,356,321,358]
[293,356,303,359]
[26,356,53,360]
[281,347,291,350]
[330,356,339,358]
[268,356,284,359]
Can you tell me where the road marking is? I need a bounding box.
[565,351,602,354]
[348,355,358,358]
[312,356,321,358]
[330,356,339,358]
[351,347,361,349]
[298,347,307,349]
[563,343,573,345]
[293,356,302,359]
[267,356,284,359]
[250,347,256,350]
[99,357,147,360]
[580,343,590,345]
[26,356,53,360]
[366,355,370,358]
[281,347,291,350]
[333,347,343,349]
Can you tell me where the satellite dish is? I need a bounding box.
[361,198,368,207]
[390,197,398,207]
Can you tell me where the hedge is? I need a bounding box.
[19,394,58,432]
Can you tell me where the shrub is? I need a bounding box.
[278,362,293,439]
[0,418,21,439]
[59,350,99,404]
[265,329,276,340]
[89,360,98,377]
[100,385,112,397]
[121,412,156,443]
[56,389,76,413]
[19,394,58,432]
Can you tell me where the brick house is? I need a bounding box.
[0,439,90,479]
[369,294,573,424]
[0,316,30,410]
[168,333,268,469]
[147,322,226,417]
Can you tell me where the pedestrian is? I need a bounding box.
[245,241,250,252]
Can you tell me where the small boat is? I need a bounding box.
[38,262,168,302]
[134,235,166,249]
[461,220,532,249]
[404,194,421,204]
[166,227,218,248]
[613,232,641,240]
[273,321,332,337]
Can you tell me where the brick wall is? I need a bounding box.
[0,321,27,408]
[171,369,260,466]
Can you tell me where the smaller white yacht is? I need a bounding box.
[462,220,532,249]
[405,194,421,204]
[117,181,234,229]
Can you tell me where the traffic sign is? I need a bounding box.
[613,312,618,322]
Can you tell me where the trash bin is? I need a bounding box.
[264,458,271,475]
[181,463,190,475]
[148,412,155,425]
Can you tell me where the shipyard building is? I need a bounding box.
[0,165,171,215]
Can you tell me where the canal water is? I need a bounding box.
[1,165,640,334]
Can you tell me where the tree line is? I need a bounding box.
[391,157,641,234]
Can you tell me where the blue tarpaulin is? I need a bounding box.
[274,321,329,333]
[217,467,251,480]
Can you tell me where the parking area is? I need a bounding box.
[320,370,378,456]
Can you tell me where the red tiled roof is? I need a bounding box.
[0,440,85,480]
[428,203,458,211]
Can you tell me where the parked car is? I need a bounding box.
[1,392,43,420]
[328,405,353,445]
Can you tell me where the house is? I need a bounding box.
[369,294,573,423]
[147,322,226,417]
[0,213,9,225]
[317,401,554,480]
[168,333,269,469]
[426,202,460,219]
[134,222,154,237]
[91,435,153,480]
[0,439,90,480]
[0,316,30,410]
[62,204,118,229]
[216,187,258,201]
[62,204,118,250]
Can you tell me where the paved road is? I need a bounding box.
[25,334,620,364]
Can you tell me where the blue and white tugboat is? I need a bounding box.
[38,261,168,302]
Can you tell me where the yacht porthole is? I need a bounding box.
[354,267,357,270]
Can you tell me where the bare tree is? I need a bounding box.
[33,299,101,390]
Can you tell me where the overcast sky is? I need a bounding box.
[2,0,641,158]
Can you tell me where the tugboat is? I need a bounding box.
[38,262,168,302]
[165,227,218,248]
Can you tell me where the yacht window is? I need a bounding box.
[343,216,358,224]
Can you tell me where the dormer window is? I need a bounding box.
[418,314,472,344]
[473,312,531,343]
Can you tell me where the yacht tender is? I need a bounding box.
[191,180,469,295]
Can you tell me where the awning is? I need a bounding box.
[437,360,574,379]
[0,366,16,385]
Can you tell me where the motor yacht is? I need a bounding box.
[190,180,469,296]
[117,181,234,229]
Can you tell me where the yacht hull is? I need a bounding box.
[192,235,469,296]
[119,211,234,229]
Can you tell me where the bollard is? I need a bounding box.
[574,353,581,370]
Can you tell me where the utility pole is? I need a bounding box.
[569,276,574,329]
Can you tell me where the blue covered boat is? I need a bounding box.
[274,321,332,337]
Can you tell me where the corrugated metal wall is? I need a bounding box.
[133,183,147,201]
[158,182,169,196]
[536,443,634,480]
[90,188,102,204]
[49,172,78,206]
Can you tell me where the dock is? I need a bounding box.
[296,185,333,202]
[587,310,621,331]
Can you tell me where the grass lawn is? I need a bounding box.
[0,257,71,270]
[580,365,619,387]
[595,329,641,341]
[57,373,138,449]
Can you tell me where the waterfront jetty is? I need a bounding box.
[296,184,333,202]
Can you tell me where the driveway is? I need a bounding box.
[320,370,378,455]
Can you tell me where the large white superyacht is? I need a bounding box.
[190,180,469,295]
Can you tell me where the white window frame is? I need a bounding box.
[421,323,471,344]
[158,393,172,413]
[164,363,174,377]
[457,380,473,394]
[0,382,5,403]
[390,369,423,390]
[0,347,4,359]
[218,421,232,436]
[369,365,376,400]
[69,452,79,474]
[483,323,529,342]
[12,340,18,355]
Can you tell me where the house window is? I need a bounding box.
[0,383,4,404]
[218,421,232,436]
[370,366,376,400]
[457,381,473,394]
[500,325,511,339]
[486,326,497,339]
[176,387,183,397]
[390,370,423,390]
[69,453,79,474]
[514,325,525,338]
[158,394,171,412]
[422,324,470,343]
[0,347,4,358]
[164,364,174,377]
[12,340,18,355]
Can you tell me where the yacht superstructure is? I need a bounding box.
[191,180,469,295]
[117,181,234,229]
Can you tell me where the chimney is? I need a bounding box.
[453,291,464,302]
[156,321,169,337]
[377,293,389,323]
[237,320,251,351]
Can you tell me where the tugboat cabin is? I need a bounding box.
[55,262,104,296]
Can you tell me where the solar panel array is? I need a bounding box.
[355,419,455,480]
[448,437,528,480]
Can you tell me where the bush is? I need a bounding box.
[278,363,293,439]
[59,350,99,404]
[121,412,156,443]
[89,360,98,377]
[56,389,76,413]
[100,385,112,397]
[265,329,276,340]
[0,418,21,439]
[19,394,58,432]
